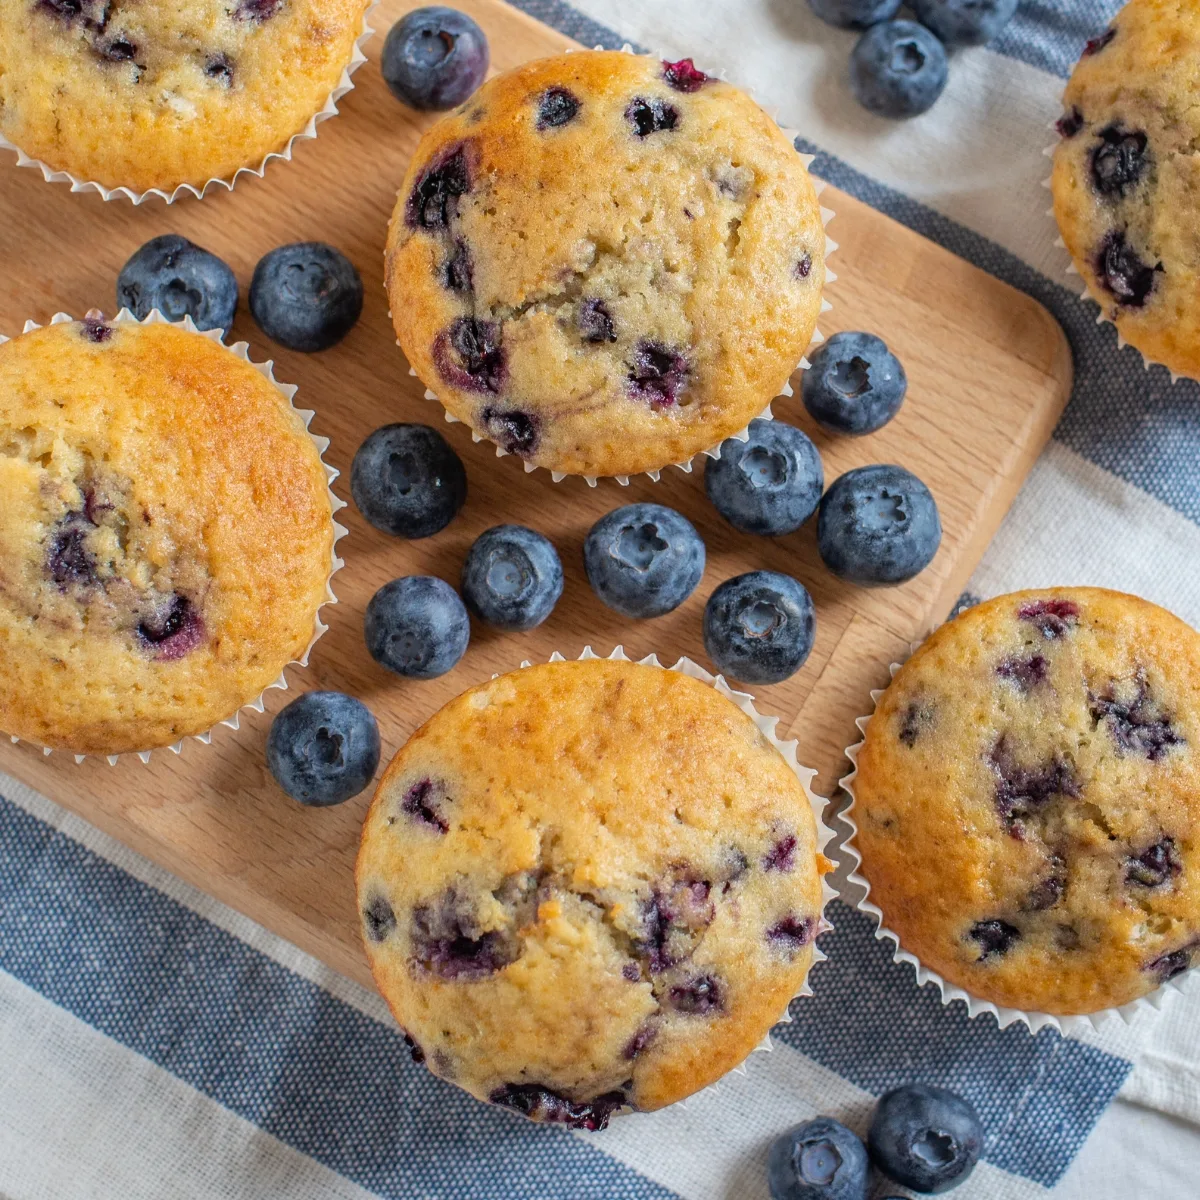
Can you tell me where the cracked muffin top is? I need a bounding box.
[853,588,1200,1015]
[0,317,335,756]
[0,0,369,194]
[355,658,826,1127]
[1051,0,1200,380]
[384,51,827,480]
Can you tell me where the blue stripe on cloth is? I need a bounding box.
[788,902,1132,1188]
[0,792,680,1200]
[794,138,1200,528]
[989,0,1122,80]
[504,0,641,50]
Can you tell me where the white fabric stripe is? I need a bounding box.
[565,0,1068,278]
[584,1033,1043,1200]
[968,441,1200,627]
[0,971,378,1200]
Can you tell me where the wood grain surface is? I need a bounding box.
[0,0,1072,988]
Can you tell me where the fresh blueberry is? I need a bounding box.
[817,464,941,586]
[767,1116,869,1200]
[381,6,489,112]
[116,234,238,332]
[802,332,907,436]
[351,424,467,539]
[266,691,381,807]
[705,420,824,536]
[850,21,948,119]
[583,503,705,618]
[807,0,901,30]
[868,1084,984,1194]
[461,525,563,631]
[909,0,1018,46]
[249,242,363,352]
[703,571,816,685]
[364,576,469,679]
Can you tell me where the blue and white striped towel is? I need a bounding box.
[3,2,1199,1197]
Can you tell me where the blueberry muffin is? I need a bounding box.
[1051,0,1200,380]
[0,316,335,756]
[0,0,370,195]
[384,51,827,480]
[852,588,1200,1015]
[356,658,827,1126]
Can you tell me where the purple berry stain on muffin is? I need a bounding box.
[640,876,714,973]
[536,87,580,129]
[94,35,138,63]
[1095,230,1161,308]
[626,96,680,137]
[578,298,616,344]
[1017,598,1079,639]
[762,833,797,872]
[621,962,642,983]
[1090,126,1149,198]
[1089,672,1182,761]
[668,973,723,1015]
[410,887,519,979]
[1057,107,1084,139]
[406,143,472,230]
[480,406,538,456]
[1126,836,1181,888]
[628,341,689,406]
[489,1083,628,1130]
[400,1032,425,1064]
[766,914,815,955]
[137,594,203,660]
[990,736,1079,830]
[234,0,284,21]
[997,654,1048,692]
[1146,941,1199,983]
[796,253,813,279]
[204,53,234,85]
[433,317,506,394]
[969,919,1020,961]
[362,893,396,942]
[47,515,96,587]
[1083,27,1116,56]
[898,701,934,748]
[81,317,112,344]
[1024,855,1066,911]
[442,239,473,293]
[623,1021,657,1059]
[401,777,449,833]
[662,58,709,92]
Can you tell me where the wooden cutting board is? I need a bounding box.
[0,0,1071,988]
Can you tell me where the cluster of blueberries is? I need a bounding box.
[811,0,1019,118]
[769,1083,984,1197]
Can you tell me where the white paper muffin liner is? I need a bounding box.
[399,43,837,487]
[0,3,375,204]
[836,651,1198,1035]
[1041,124,1190,385]
[1,308,347,764]
[498,644,838,1106]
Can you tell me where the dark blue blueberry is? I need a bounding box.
[578,298,616,343]
[768,1116,869,1200]
[817,464,941,586]
[488,1083,627,1130]
[536,86,580,128]
[47,515,96,587]
[627,341,689,406]
[80,317,112,343]
[1146,942,1198,983]
[1056,107,1084,139]
[1127,837,1182,888]
[623,1021,657,1058]
[661,58,710,91]
[234,0,283,19]
[583,503,705,618]
[762,833,797,872]
[1090,125,1149,198]
[802,332,907,436]
[249,242,362,352]
[137,593,204,661]
[364,576,469,679]
[204,53,234,85]
[381,6,488,111]
[703,570,815,685]
[1089,674,1183,761]
[705,419,824,536]
[626,96,680,136]
[1024,856,1066,912]
[266,690,381,807]
[766,915,816,957]
[401,777,449,833]
[406,143,473,230]
[668,973,723,1015]
[996,654,1048,692]
[442,239,473,292]
[461,524,563,631]
[850,21,948,119]
[968,919,1021,961]
[807,0,901,30]
[909,0,1017,46]
[434,317,507,394]
[868,1084,984,1194]
[480,405,537,453]
[411,888,518,979]
[362,893,396,942]
[94,35,139,62]
[1095,230,1160,309]
[350,423,467,539]
[989,736,1079,828]
[1017,597,1079,639]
